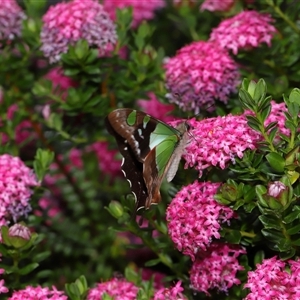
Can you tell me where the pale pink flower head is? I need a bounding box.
[245,257,300,299]
[8,223,31,240]
[166,181,235,260]
[268,181,287,198]
[8,285,67,299]
[0,154,39,225]
[209,10,277,55]
[138,92,176,122]
[182,115,261,176]
[0,0,26,41]
[87,278,139,300]
[154,281,187,300]
[200,0,234,12]
[164,41,240,113]
[103,0,165,28]
[190,243,246,295]
[40,0,117,63]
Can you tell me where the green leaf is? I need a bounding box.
[259,215,281,230]
[260,104,271,122]
[289,88,300,105]
[144,259,161,267]
[284,206,300,223]
[287,223,300,235]
[19,263,39,275]
[266,152,285,173]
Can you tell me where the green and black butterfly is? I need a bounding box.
[105,109,190,210]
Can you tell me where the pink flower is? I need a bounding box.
[138,92,176,122]
[37,196,61,224]
[268,181,287,198]
[164,41,240,113]
[190,243,246,295]
[0,154,39,224]
[209,11,277,54]
[0,0,26,41]
[200,0,234,12]
[182,115,261,176]
[87,278,139,300]
[6,104,36,145]
[103,0,165,28]
[166,181,235,260]
[88,141,122,178]
[245,257,300,300]
[0,261,8,295]
[40,0,117,63]
[44,67,78,99]
[154,281,187,300]
[141,269,165,290]
[264,100,290,136]
[8,286,67,299]
[8,223,31,240]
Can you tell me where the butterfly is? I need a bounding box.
[105,108,190,210]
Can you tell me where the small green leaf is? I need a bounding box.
[19,263,39,275]
[266,152,285,173]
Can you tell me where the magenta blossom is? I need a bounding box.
[190,243,246,295]
[87,278,139,300]
[200,0,234,12]
[164,41,240,113]
[209,10,277,55]
[8,286,67,300]
[138,92,176,122]
[0,0,26,41]
[0,154,39,224]
[0,263,8,295]
[88,141,122,178]
[245,257,300,300]
[103,0,165,28]
[44,67,78,100]
[40,0,117,63]
[182,115,261,176]
[154,281,187,300]
[166,181,235,260]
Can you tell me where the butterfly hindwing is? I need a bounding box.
[105,117,148,209]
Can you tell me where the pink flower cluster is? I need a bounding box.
[164,41,240,113]
[0,0,26,41]
[245,257,300,299]
[0,261,8,294]
[200,0,234,12]
[0,154,39,225]
[154,281,187,300]
[40,0,117,63]
[87,278,139,300]
[209,11,277,54]
[8,286,67,300]
[103,0,165,28]
[264,100,290,136]
[138,92,176,123]
[44,67,78,100]
[6,104,35,145]
[166,181,234,260]
[190,243,246,295]
[183,114,261,176]
[88,141,122,178]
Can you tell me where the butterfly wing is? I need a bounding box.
[106,108,187,210]
[105,117,148,209]
[143,129,189,209]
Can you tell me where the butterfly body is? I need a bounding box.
[105,109,189,210]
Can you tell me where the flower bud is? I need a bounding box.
[108,201,124,219]
[267,181,289,207]
[7,223,32,248]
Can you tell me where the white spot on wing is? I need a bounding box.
[126,179,132,187]
[121,158,125,167]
